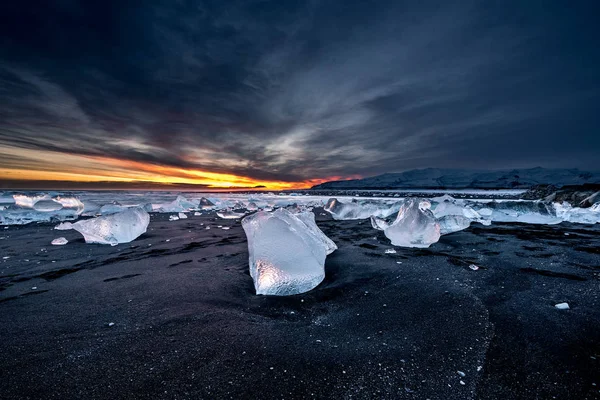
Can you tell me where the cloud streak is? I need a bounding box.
[0,1,598,188]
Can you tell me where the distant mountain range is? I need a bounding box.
[311,168,600,190]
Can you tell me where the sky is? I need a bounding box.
[0,0,599,189]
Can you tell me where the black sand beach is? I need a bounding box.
[1,210,599,399]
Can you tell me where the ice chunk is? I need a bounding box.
[555,302,569,310]
[217,210,245,219]
[324,198,401,220]
[60,207,149,246]
[199,197,215,210]
[378,199,440,248]
[156,195,199,212]
[241,208,337,296]
[554,202,600,224]
[438,215,472,235]
[169,215,180,221]
[51,237,68,245]
[0,208,78,225]
[178,212,188,219]
[99,202,127,215]
[33,200,63,212]
[246,201,259,211]
[13,194,49,208]
[476,201,561,224]
[432,196,490,227]
[53,196,85,214]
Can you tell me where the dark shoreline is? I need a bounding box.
[1,210,599,399]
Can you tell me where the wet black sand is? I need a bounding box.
[0,210,599,399]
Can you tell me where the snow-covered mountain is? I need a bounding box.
[311,168,600,190]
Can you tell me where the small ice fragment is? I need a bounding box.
[205,226,210,230]
[459,380,466,386]
[217,210,245,219]
[108,322,115,327]
[396,261,402,264]
[477,366,482,372]
[222,227,230,230]
[169,215,179,221]
[194,212,202,216]
[31,287,37,290]
[178,212,188,219]
[555,302,570,310]
[564,233,569,236]
[385,249,397,254]
[468,264,479,271]
[457,371,466,377]
[51,237,68,246]
[2,256,10,259]
[55,222,73,230]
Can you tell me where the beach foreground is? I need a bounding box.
[1,210,599,399]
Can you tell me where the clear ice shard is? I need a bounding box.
[241,208,337,296]
[33,200,63,212]
[217,210,246,219]
[199,197,215,210]
[438,215,472,235]
[374,199,441,248]
[156,195,199,212]
[51,237,68,245]
[99,202,127,215]
[324,198,401,220]
[57,207,149,246]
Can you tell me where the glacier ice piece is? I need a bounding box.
[1,208,79,225]
[59,207,150,246]
[51,237,68,245]
[99,203,127,215]
[241,208,337,296]
[475,201,561,224]
[438,215,472,235]
[156,195,199,212]
[53,196,85,214]
[199,197,215,210]
[13,194,49,208]
[217,210,245,219]
[324,198,401,220]
[33,200,63,212]
[375,199,441,248]
[554,202,600,224]
[178,212,188,219]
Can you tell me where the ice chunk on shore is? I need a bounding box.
[1,208,79,225]
[33,200,63,212]
[99,202,127,215]
[51,237,68,245]
[476,201,561,224]
[324,198,401,220]
[217,210,245,219]
[242,208,337,296]
[438,215,472,235]
[13,194,49,208]
[375,199,440,248]
[199,197,215,210]
[554,202,600,224]
[178,212,188,219]
[59,207,149,246]
[156,195,199,212]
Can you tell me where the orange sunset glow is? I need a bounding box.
[0,147,357,190]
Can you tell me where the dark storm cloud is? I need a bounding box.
[0,0,599,182]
